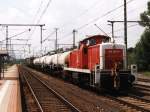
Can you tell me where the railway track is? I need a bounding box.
[133,78,150,96]
[134,83,150,92]
[106,94,150,112]
[21,66,150,112]
[19,70,41,112]
[20,67,80,112]
[24,66,137,112]
[137,77,150,83]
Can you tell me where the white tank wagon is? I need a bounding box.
[43,56,48,64]
[50,51,70,66]
[58,51,70,66]
[33,51,71,70]
[51,54,59,65]
[40,56,47,65]
[44,55,53,65]
[33,58,41,65]
[38,57,42,65]
[33,58,37,64]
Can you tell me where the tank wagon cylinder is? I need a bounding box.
[33,58,40,65]
[40,56,47,64]
[51,51,70,65]
[58,51,70,65]
[44,55,53,65]
[51,54,59,65]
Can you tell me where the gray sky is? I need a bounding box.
[0,0,149,58]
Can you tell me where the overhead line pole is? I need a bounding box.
[6,26,8,53]
[40,25,43,54]
[73,29,77,48]
[55,28,58,65]
[108,21,115,42]
[55,28,58,51]
[124,0,128,68]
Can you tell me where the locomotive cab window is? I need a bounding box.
[89,39,96,46]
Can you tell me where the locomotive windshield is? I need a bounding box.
[89,39,96,46]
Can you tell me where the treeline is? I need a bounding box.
[128,1,150,71]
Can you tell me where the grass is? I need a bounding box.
[142,71,150,77]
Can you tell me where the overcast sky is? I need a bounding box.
[0,0,149,58]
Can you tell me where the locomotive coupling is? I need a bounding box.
[111,63,120,90]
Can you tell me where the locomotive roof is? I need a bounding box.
[80,35,110,42]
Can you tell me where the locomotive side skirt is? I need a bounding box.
[64,67,91,74]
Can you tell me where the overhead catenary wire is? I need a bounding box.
[112,2,147,20]
[61,23,139,46]
[32,0,44,24]
[1,29,31,42]
[77,0,136,31]
[36,0,52,24]
[94,24,110,37]
[60,0,103,29]
[60,0,136,42]
[24,0,52,56]
[23,0,139,57]
[26,0,52,41]
[42,30,55,43]
[107,23,139,35]
[76,0,103,18]
[26,0,44,39]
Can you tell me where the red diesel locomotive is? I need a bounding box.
[32,35,135,90]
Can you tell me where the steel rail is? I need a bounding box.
[137,78,150,83]
[23,71,44,112]
[134,83,150,89]
[23,67,81,112]
[29,71,81,112]
[106,95,150,112]
[128,94,150,103]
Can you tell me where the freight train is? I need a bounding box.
[27,35,135,91]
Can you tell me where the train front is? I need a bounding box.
[97,43,135,90]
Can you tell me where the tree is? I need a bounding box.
[127,47,136,66]
[135,1,150,70]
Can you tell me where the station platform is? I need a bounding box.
[0,65,22,112]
